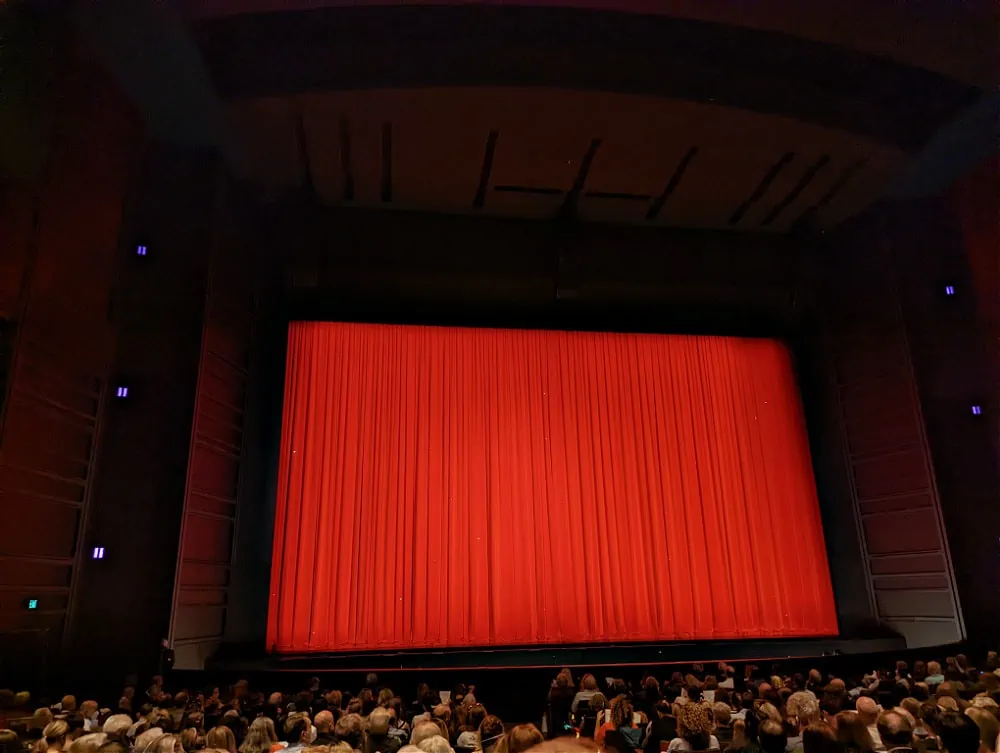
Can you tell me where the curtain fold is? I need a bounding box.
[267,322,837,653]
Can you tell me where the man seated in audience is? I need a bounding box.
[281,712,312,753]
[876,710,916,753]
[312,711,336,746]
[935,712,983,753]
[857,697,886,751]
[367,708,402,753]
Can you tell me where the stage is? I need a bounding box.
[207,634,905,673]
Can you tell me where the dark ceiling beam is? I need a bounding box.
[193,6,982,151]
[559,139,602,220]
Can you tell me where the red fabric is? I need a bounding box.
[267,322,837,652]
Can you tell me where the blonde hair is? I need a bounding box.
[68,734,106,753]
[146,736,183,753]
[205,726,237,753]
[134,729,166,753]
[42,721,70,750]
[241,717,277,753]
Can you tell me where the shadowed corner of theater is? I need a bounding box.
[0,0,996,707]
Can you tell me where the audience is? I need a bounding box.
[0,648,996,753]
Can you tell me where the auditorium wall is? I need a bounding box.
[0,19,145,688]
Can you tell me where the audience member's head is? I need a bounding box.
[788,693,821,727]
[609,697,633,730]
[0,731,21,753]
[876,710,913,749]
[802,723,839,753]
[479,716,504,753]
[241,716,278,753]
[856,697,881,726]
[712,704,731,727]
[677,703,714,751]
[334,714,363,752]
[936,712,981,753]
[835,712,876,753]
[205,727,236,753]
[416,738,452,753]
[43,721,71,752]
[964,708,998,753]
[369,708,391,738]
[759,720,787,753]
[410,723,440,748]
[134,728,166,753]
[505,725,543,753]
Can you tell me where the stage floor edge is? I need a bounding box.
[207,636,906,673]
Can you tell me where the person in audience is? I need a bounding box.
[713,703,734,749]
[925,666,945,689]
[504,725,543,753]
[411,724,443,748]
[935,713,981,753]
[963,709,998,753]
[760,720,788,753]
[417,738,452,753]
[367,708,401,753]
[456,705,487,750]
[669,701,720,752]
[206,726,237,753]
[0,731,24,753]
[643,699,678,753]
[548,672,575,739]
[589,694,608,737]
[179,728,199,753]
[572,676,600,715]
[134,727,166,753]
[857,699,885,752]
[475,716,503,753]
[102,715,132,745]
[724,720,750,753]
[876,711,915,753]
[598,696,642,750]
[311,713,335,747]
[801,724,839,753]
[149,735,184,753]
[70,733,108,753]
[38,721,71,753]
[282,714,313,753]
[241,718,279,753]
[835,713,876,753]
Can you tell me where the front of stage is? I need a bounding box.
[210,634,905,674]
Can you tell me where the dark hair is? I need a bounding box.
[464,704,487,732]
[759,720,787,753]
[284,717,309,744]
[802,724,839,753]
[936,712,980,753]
[0,731,21,753]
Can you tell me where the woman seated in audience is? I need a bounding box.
[573,676,601,715]
[240,717,278,753]
[478,716,505,753]
[503,725,543,753]
[37,721,71,753]
[456,705,488,750]
[643,699,678,753]
[597,697,643,751]
[834,713,876,753]
[668,703,720,753]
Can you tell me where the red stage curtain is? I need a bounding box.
[267,322,837,652]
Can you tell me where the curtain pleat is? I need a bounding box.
[267,322,838,652]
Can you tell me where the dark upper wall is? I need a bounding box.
[0,22,145,687]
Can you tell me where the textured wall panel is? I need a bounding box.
[169,176,260,669]
[822,219,963,647]
[0,33,142,680]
